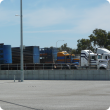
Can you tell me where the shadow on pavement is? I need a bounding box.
[0,100,43,110]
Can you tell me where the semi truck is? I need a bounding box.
[57,51,79,64]
[54,51,80,69]
[96,48,110,60]
[81,50,108,69]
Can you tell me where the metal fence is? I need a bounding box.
[1,63,108,70]
[0,63,80,70]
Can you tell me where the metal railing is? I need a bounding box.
[0,63,79,70]
[1,63,108,70]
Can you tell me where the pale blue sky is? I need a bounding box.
[0,0,110,49]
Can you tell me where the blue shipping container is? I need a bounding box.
[0,45,12,64]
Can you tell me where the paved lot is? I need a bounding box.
[0,80,110,110]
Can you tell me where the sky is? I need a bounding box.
[0,0,110,49]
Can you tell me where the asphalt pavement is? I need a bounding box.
[0,80,110,110]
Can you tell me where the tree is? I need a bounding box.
[70,49,77,54]
[88,29,108,48]
[76,29,110,54]
[76,39,93,54]
[59,43,72,53]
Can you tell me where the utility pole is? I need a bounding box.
[20,0,24,82]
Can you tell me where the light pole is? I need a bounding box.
[20,0,24,82]
[56,40,64,47]
[15,0,24,82]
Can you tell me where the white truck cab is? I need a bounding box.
[96,48,110,60]
[81,50,108,69]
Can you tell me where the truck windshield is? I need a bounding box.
[63,52,68,55]
[98,55,102,59]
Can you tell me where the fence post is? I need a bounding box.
[70,64,71,70]
[14,75,15,82]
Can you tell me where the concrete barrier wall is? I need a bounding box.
[0,70,109,80]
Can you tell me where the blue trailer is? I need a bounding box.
[40,47,58,63]
[0,44,12,64]
[12,46,40,64]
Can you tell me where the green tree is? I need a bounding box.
[88,29,108,48]
[76,39,93,54]
[76,29,110,54]
[70,49,77,54]
[59,43,72,53]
